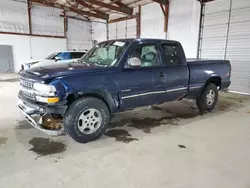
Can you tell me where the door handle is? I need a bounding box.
[158,72,165,77]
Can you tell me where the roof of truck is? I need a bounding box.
[58,50,88,53]
[103,38,179,43]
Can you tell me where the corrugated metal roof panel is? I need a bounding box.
[232,0,250,9]
[202,24,228,38]
[230,8,250,23]
[204,0,230,14]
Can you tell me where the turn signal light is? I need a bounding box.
[47,97,60,103]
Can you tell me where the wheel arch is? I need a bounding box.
[66,89,117,114]
[204,76,222,88]
[196,76,221,97]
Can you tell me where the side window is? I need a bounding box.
[127,44,161,68]
[56,52,71,60]
[161,44,181,66]
[71,52,85,59]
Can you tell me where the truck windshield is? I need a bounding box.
[81,41,130,67]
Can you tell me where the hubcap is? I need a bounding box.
[77,108,102,134]
[206,89,215,106]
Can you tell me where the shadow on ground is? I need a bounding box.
[105,92,250,143]
[0,78,19,83]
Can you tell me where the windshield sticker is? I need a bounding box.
[113,41,125,47]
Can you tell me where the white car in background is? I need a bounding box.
[21,51,87,70]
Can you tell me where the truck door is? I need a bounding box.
[160,42,189,101]
[119,42,167,110]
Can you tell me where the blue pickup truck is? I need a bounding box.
[18,38,231,143]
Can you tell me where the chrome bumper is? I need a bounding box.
[18,100,64,136]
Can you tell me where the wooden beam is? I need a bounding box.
[159,3,166,16]
[159,1,169,33]
[75,0,109,19]
[164,3,169,33]
[60,15,91,23]
[136,5,141,38]
[113,1,131,12]
[201,0,214,3]
[27,0,32,34]
[30,0,108,20]
[0,31,66,39]
[108,14,138,24]
[84,0,133,15]
[127,0,144,6]
[84,0,121,13]
[152,0,168,5]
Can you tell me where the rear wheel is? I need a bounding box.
[196,83,218,113]
[63,97,110,143]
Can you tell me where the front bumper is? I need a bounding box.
[18,95,67,136]
[18,91,67,115]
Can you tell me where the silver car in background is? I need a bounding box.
[21,50,87,70]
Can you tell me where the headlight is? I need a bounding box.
[33,83,56,96]
[36,96,59,103]
[30,61,39,65]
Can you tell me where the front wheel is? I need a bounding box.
[196,83,218,113]
[63,97,110,143]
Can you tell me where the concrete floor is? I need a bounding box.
[1,75,250,188]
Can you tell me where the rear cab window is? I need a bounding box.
[71,52,86,59]
[161,42,183,66]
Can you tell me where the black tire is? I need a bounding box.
[196,83,218,113]
[63,97,110,143]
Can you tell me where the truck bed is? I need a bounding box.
[186,58,231,97]
[187,58,228,64]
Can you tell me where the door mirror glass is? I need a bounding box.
[126,57,141,68]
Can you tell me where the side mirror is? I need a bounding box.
[55,56,61,62]
[126,57,141,67]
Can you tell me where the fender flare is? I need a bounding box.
[76,89,118,114]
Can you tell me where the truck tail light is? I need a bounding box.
[229,62,232,75]
[226,61,231,77]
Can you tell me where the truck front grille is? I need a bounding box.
[20,90,36,100]
[20,79,34,89]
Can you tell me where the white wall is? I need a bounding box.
[168,0,201,58]
[0,34,30,72]
[92,22,107,43]
[31,4,64,36]
[67,18,92,50]
[0,34,66,72]
[140,0,201,58]
[0,0,29,33]
[141,3,166,39]
[0,0,202,72]
[0,0,91,72]
[30,37,66,60]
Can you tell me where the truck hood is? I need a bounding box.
[24,59,42,65]
[24,63,101,79]
[29,59,55,68]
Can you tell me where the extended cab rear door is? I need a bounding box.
[119,41,167,110]
[159,42,189,101]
